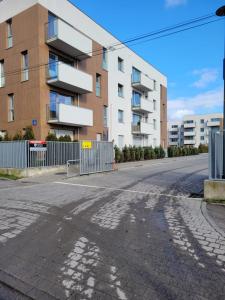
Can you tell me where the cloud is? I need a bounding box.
[192,68,218,88]
[168,87,223,121]
[165,0,186,8]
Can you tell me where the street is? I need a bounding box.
[0,154,224,300]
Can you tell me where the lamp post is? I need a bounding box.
[216,6,225,179]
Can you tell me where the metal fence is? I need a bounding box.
[0,141,28,169]
[209,130,225,179]
[0,140,114,176]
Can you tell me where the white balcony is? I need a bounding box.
[184,131,195,137]
[132,122,152,135]
[169,134,179,139]
[207,120,221,127]
[169,141,179,146]
[132,73,154,92]
[47,62,93,94]
[132,98,153,113]
[184,139,195,145]
[46,19,92,59]
[184,122,196,129]
[48,103,93,127]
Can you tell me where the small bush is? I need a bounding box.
[46,132,58,141]
[198,144,208,153]
[135,147,141,161]
[58,135,72,142]
[4,132,11,141]
[23,126,35,140]
[13,131,23,140]
[123,145,131,162]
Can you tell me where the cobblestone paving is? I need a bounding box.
[0,155,224,299]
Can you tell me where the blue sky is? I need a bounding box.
[71,0,224,120]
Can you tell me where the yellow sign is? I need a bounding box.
[82,141,92,149]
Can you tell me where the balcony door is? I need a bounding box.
[50,91,73,119]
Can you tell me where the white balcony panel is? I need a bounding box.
[46,19,92,59]
[47,63,93,94]
[184,123,196,128]
[132,98,153,113]
[207,121,221,127]
[132,73,154,92]
[132,122,152,135]
[169,141,179,146]
[169,134,179,139]
[49,104,93,127]
[184,140,195,145]
[184,131,195,137]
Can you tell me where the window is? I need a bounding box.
[6,19,13,48]
[133,113,141,125]
[118,110,124,123]
[118,84,124,97]
[184,120,194,124]
[0,60,5,88]
[96,73,101,97]
[132,67,141,83]
[21,51,29,81]
[49,91,73,119]
[200,119,204,124]
[200,128,204,132]
[103,106,108,127]
[96,133,102,141]
[172,125,178,128]
[211,118,221,122]
[118,57,124,72]
[153,80,157,90]
[48,13,57,39]
[8,94,14,122]
[153,99,156,111]
[153,119,157,130]
[132,90,141,107]
[118,135,124,149]
[200,136,204,141]
[102,47,108,70]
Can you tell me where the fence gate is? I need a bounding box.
[79,141,114,175]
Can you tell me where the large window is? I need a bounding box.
[132,90,141,107]
[118,84,124,98]
[132,113,141,125]
[118,57,124,72]
[8,94,14,122]
[118,110,124,123]
[103,106,108,127]
[153,99,157,111]
[48,13,57,39]
[0,60,5,88]
[132,67,141,83]
[96,73,101,97]
[6,19,13,48]
[102,47,108,70]
[49,91,73,119]
[21,51,29,81]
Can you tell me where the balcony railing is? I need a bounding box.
[132,97,153,113]
[131,73,154,92]
[131,122,152,135]
[45,19,92,59]
[47,103,93,127]
[46,62,93,94]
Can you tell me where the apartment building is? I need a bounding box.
[168,113,223,147]
[0,0,167,147]
[168,121,183,147]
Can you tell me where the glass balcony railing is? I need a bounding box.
[46,20,58,41]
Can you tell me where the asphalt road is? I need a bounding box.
[0,154,224,300]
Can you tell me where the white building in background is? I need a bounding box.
[168,113,223,148]
[168,121,183,146]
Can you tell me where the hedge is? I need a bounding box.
[115,145,165,163]
[167,146,199,157]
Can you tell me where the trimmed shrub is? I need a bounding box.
[13,131,23,140]
[135,147,141,161]
[123,145,131,162]
[58,135,72,142]
[130,146,136,161]
[139,147,144,160]
[23,126,35,140]
[4,132,11,141]
[198,144,208,153]
[46,132,58,141]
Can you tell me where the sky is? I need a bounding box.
[71,0,225,121]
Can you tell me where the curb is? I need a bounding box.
[201,201,225,239]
